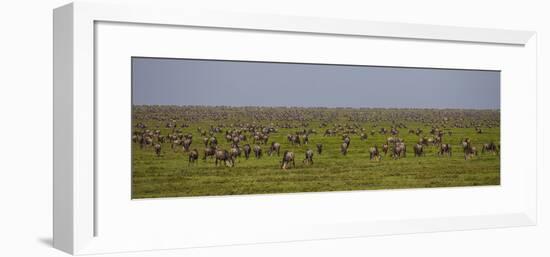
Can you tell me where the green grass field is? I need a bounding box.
[132,106,500,199]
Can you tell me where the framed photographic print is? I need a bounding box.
[130,57,502,198]
[53,1,538,255]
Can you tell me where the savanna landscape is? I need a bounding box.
[132,105,500,198]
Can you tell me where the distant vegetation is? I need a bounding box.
[132,105,500,199]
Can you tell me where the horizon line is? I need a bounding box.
[132,104,500,111]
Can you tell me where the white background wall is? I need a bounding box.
[0,0,547,256]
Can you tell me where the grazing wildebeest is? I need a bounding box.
[260,134,269,144]
[340,142,348,156]
[281,151,295,170]
[203,137,209,147]
[239,134,247,142]
[303,135,309,145]
[434,136,442,146]
[230,146,240,161]
[439,143,452,157]
[369,146,381,161]
[215,149,234,167]
[209,136,218,147]
[253,145,262,159]
[360,133,368,141]
[182,138,192,152]
[463,141,477,160]
[171,139,180,151]
[413,143,424,157]
[482,142,498,154]
[144,137,153,148]
[158,135,166,143]
[289,134,301,145]
[268,142,281,156]
[386,137,397,145]
[203,146,215,161]
[138,135,146,149]
[232,136,240,146]
[154,143,161,157]
[188,149,199,165]
[343,136,351,148]
[461,138,471,149]
[316,143,323,155]
[303,149,314,165]
[382,143,389,156]
[324,129,335,137]
[243,144,252,160]
[419,137,429,146]
[392,142,406,159]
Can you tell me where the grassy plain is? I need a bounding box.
[132,106,500,199]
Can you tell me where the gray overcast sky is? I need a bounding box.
[132,57,500,109]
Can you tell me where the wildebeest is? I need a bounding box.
[143,136,153,149]
[382,143,389,156]
[230,146,240,161]
[253,145,262,159]
[439,143,452,157]
[171,139,180,151]
[463,141,477,160]
[482,142,498,154]
[316,143,323,154]
[288,134,301,145]
[243,144,252,160]
[413,143,424,157]
[391,142,406,159]
[419,137,428,146]
[303,135,309,145]
[182,138,192,152]
[154,143,161,157]
[369,146,381,161]
[209,136,218,147]
[343,136,351,147]
[340,142,348,156]
[303,149,314,165]
[324,129,336,137]
[232,136,240,146]
[215,149,234,167]
[203,146,215,160]
[360,133,368,141]
[281,151,295,170]
[188,149,199,165]
[268,142,281,156]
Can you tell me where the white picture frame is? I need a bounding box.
[53,1,538,255]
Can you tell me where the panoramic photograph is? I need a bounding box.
[131,57,500,199]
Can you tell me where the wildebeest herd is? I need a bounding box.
[132,106,500,198]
